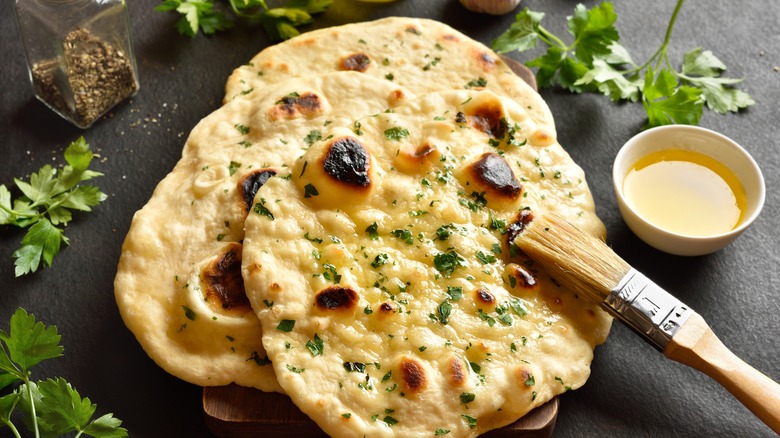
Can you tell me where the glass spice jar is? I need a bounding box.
[14,0,140,129]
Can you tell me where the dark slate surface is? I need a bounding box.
[1,1,778,437]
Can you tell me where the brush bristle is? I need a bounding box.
[513,213,631,303]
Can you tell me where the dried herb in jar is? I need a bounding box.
[31,27,138,128]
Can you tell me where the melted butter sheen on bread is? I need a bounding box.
[242,89,611,437]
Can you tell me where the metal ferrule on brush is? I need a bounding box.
[605,269,694,351]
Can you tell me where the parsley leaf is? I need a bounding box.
[0,137,107,276]
[679,48,755,114]
[642,67,703,127]
[493,1,753,129]
[156,0,331,41]
[0,308,127,437]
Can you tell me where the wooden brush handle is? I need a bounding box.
[664,312,780,434]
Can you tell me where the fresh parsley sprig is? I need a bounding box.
[492,0,754,129]
[0,308,128,437]
[155,0,332,40]
[0,137,107,276]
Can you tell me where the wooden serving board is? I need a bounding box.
[202,56,551,437]
[203,384,558,437]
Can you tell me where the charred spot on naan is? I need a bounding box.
[339,53,371,72]
[322,137,372,188]
[473,49,498,72]
[464,152,522,198]
[515,366,536,390]
[394,141,441,173]
[456,152,522,210]
[238,168,278,215]
[202,242,252,316]
[270,92,324,120]
[314,286,359,312]
[505,210,535,253]
[374,302,399,319]
[475,287,496,306]
[458,92,508,139]
[506,263,539,290]
[295,135,376,209]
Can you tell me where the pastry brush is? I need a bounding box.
[512,213,780,434]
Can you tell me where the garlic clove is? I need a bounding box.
[459,0,522,15]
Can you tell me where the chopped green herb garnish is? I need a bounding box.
[462,414,477,429]
[182,305,196,321]
[253,198,274,220]
[446,286,463,301]
[248,351,272,366]
[461,191,488,212]
[478,309,496,327]
[384,126,410,141]
[433,251,465,277]
[459,392,476,404]
[476,250,497,264]
[304,232,323,244]
[465,77,487,89]
[371,253,389,268]
[235,123,250,134]
[306,333,324,356]
[304,129,322,146]
[366,222,379,240]
[390,228,413,244]
[509,298,529,317]
[277,319,296,332]
[435,224,456,241]
[383,416,398,426]
[286,364,305,373]
[344,362,367,373]
[304,183,319,198]
[228,161,242,176]
[322,263,342,283]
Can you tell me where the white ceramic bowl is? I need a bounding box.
[613,125,765,256]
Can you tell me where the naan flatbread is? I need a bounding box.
[241,88,610,436]
[114,72,413,390]
[225,17,555,138]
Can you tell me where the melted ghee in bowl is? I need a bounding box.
[623,149,747,237]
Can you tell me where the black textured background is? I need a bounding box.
[1,1,778,437]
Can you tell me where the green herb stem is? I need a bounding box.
[633,0,685,74]
[537,25,568,51]
[25,380,41,438]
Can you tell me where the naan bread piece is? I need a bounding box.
[242,89,611,436]
[225,17,556,140]
[114,72,413,390]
